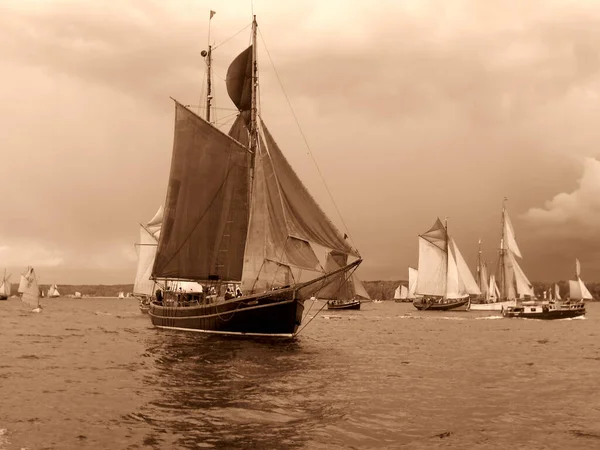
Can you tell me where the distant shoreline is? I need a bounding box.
[10,280,599,301]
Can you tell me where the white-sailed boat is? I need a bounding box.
[21,267,42,313]
[47,284,60,298]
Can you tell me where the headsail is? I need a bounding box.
[451,238,481,296]
[152,102,251,282]
[407,267,418,298]
[569,259,593,300]
[134,225,158,296]
[0,272,11,297]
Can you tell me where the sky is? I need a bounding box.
[1,0,600,284]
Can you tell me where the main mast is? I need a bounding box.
[249,15,258,167]
[444,217,449,299]
[499,197,507,299]
[205,45,213,123]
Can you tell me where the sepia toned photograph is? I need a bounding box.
[1,1,599,448]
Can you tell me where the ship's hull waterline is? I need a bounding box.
[148,260,361,338]
[412,297,470,311]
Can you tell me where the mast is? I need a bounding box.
[205,45,213,123]
[250,15,258,167]
[444,217,449,299]
[499,197,507,299]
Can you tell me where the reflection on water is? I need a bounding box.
[3,298,600,449]
[134,333,333,449]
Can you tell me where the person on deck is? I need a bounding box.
[235,287,243,298]
[224,287,234,300]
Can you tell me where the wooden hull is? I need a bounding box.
[412,297,470,311]
[502,304,586,320]
[327,300,361,310]
[148,259,361,338]
[0,295,7,301]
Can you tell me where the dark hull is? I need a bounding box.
[0,295,7,301]
[327,300,361,310]
[148,259,362,338]
[503,308,586,320]
[412,297,470,311]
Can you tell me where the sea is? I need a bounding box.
[1,297,599,449]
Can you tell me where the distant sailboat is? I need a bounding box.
[394,267,419,303]
[394,284,408,302]
[118,291,125,299]
[74,291,82,298]
[472,199,532,311]
[569,258,593,301]
[21,267,42,313]
[147,15,362,337]
[0,270,10,300]
[47,284,60,298]
[320,251,363,310]
[413,218,480,311]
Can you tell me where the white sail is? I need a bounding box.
[451,238,481,296]
[554,283,561,300]
[133,225,158,296]
[416,237,447,296]
[570,278,593,300]
[47,284,60,298]
[21,267,40,310]
[503,212,522,258]
[393,285,401,299]
[18,274,27,294]
[488,274,500,301]
[506,251,533,296]
[118,291,125,299]
[394,284,408,299]
[147,205,164,230]
[0,278,10,297]
[74,291,82,298]
[407,267,418,298]
[445,246,462,298]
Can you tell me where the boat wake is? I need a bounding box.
[475,315,503,320]
[0,428,9,449]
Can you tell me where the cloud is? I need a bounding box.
[2,0,600,283]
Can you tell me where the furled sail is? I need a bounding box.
[152,102,251,282]
[416,219,448,297]
[134,225,159,296]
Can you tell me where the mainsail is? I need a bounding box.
[152,42,359,297]
[0,271,11,297]
[21,267,40,309]
[415,219,479,299]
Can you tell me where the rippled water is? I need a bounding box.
[1,297,600,449]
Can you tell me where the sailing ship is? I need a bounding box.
[394,267,419,303]
[0,270,10,300]
[74,291,82,298]
[503,260,586,319]
[21,267,42,313]
[320,251,369,310]
[412,218,480,311]
[147,15,362,337]
[471,200,532,311]
[47,284,60,298]
[394,284,408,302]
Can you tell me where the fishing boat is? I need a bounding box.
[147,15,362,338]
[47,284,60,298]
[413,218,480,311]
[470,199,531,311]
[21,267,42,313]
[0,270,10,300]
